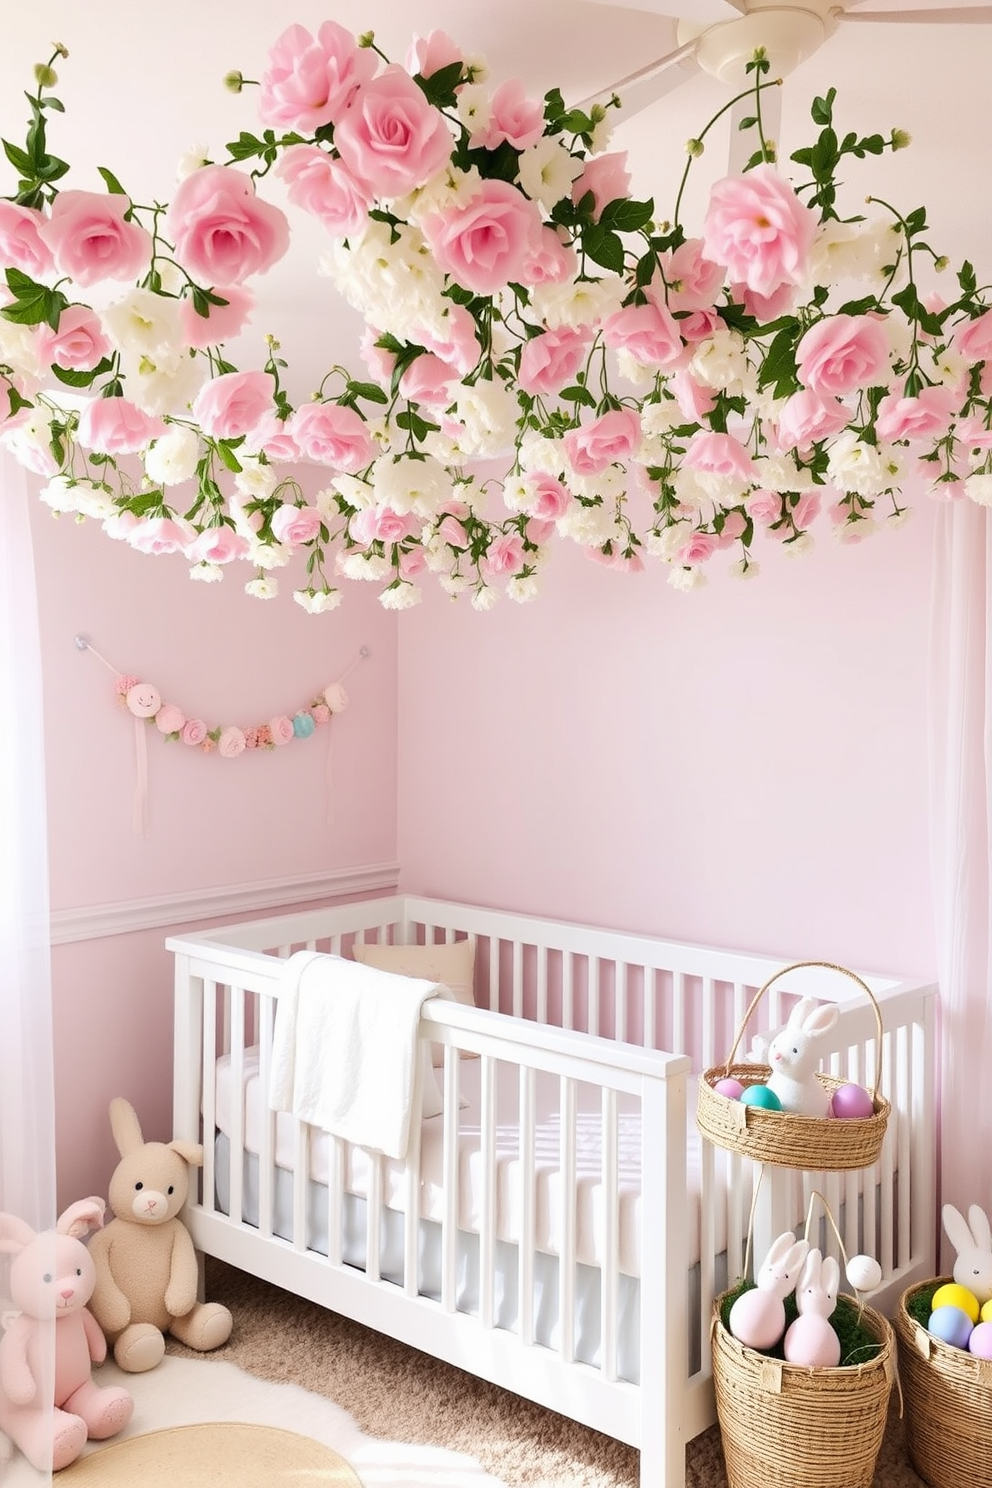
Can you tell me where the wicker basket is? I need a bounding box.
[696,960,890,1170]
[895,1279,992,1488]
[711,1295,895,1488]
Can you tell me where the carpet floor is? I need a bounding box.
[162,1259,929,1488]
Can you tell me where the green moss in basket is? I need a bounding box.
[906,1282,941,1329]
[719,1281,880,1365]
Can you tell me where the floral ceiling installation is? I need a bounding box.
[1,22,991,611]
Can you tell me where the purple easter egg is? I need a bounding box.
[713,1078,745,1100]
[830,1083,874,1120]
[928,1305,974,1350]
[969,1321,992,1359]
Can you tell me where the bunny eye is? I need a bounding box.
[76,1268,83,1278]
[43,1272,53,1284]
[792,1045,799,1054]
[167,1186,175,1196]
[134,1182,144,1192]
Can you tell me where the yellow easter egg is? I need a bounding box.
[933,1282,980,1323]
[981,1298,992,1324]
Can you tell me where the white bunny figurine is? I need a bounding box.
[765,998,840,1116]
[728,1232,810,1350]
[942,1204,992,1304]
[783,1248,841,1367]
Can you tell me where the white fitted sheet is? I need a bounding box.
[214,1048,740,1275]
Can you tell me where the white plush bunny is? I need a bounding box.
[728,1231,810,1351]
[783,1248,841,1367]
[942,1204,992,1304]
[765,997,840,1116]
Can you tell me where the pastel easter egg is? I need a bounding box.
[933,1283,980,1323]
[982,1299,992,1324]
[846,1254,883,1293]
[713,1078,745,1100]
[969,1321,992,1359]
[830,1083,875,1120]
[740,1085,782,1112]
[928,1305,974,1350]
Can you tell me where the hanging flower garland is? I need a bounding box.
[1,24,991,609]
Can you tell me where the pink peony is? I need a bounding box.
[167,165,289,285]
[179,285,254,350]
[185,527,251,564]
[36,305,111,371]
[702,164,816,298]
[334,65,454,198]
[775,389,851,453]
[954,308,992,364]
[270,504,324,545]
[127,516,190,555]
[286,402,374,471]
[571,152,631,222]
[796,314,890,397]
[155,703,186,734]
[0,201,54,276]
[192,371,275,440]
[422,179,543,295]
[602,302,687,370]
[181,718,208,746]
[218,726,247,758]
[563,408,641,475]
[875,384,957,444]
[76,397,165,454]
[259,21,377,133]
[406,30,464,79]
[275,145,372,237]
[40,191,152,287]
[471,79,544,152]
[482,533,526,578]
[269,714,295,746]
[675,531,719,565]
[683,430,756,485]
[518,325,592,397]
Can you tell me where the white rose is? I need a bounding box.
[249,541,292,570]
[531,276,624,332]
[826,432,890,496]
[470,584,499,612]
[965,472,992,507]
[103,289,185,361]
[518,432,564,475]
[668,564,707,592]
[122,351,207,417]
[245,576,278,599]
[379,581,422,610]
[233,458,278,500]
[73,482,117,519]
[372,453,454,516]
[294,587,344,613]
[450,381,518,458]
[646,521,692,561]
[805,218,901,290]
[190,562,224,583]
[690,329,749,391]
[144,426,200,487]
[38,475,78,512]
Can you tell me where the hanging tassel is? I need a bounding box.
[124,683,161,836]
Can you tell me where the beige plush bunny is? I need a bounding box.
[88,1097,232,1372]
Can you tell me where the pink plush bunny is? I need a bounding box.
[765,997,840,1116]
[728,1231,810,1350]
[783,1248,841,1367]
[0,1198,133,1471]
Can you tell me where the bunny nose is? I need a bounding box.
[59,1288,74,1300]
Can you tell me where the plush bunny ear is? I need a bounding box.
[943,1204,977,1255]
[0,1213,36,1255]
[800,1003,840,1039]
[109,1097,145,1157]
[168,1139,204,1168]
[56,1198,105,1240]
[969,1206,992,1252]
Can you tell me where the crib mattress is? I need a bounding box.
[214,1050,741,1275]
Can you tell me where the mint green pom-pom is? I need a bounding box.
[292,711,316,738]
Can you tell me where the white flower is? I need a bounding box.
[450,381,518,458]
[783,532,815,557]
[566,465,626,504]
[531,276,625,332]
[831,516,879,545]
[190,562,223,583]
[233,458,278,500]
[402,164,483,226]
[668,565,707,592]
[507,573,540,603]
[176,144,210,181]
[294,587,344,613]
[557,502,620,548]
[72,482,117,519]
[690,329,750,391]
[0,322,41,387]
[123,350,206,417]
[338,551,392,581]
[751,455,815,493]
[615,349,656,391]
[372,453,454,516]
[731,558,761,580]
[965,472,992,507]
[144,426,200,487]
[455,84,491,135]
[646,521,693,561]
[249,541,292,570]
[379,581,422,610]
[245,576,278,599]
[330,473,376,510]
[805,218,901,290]
[826,431,890,496]
[321,221,443,339]
[518,432,565,475]
[103,289,184,362]
[517,136,584,210]
[470,584,498,612]
[38,475,78,512]
[587,113,615,155]
[440,571,472,595]
[0,405,55,474]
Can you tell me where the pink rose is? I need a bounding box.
[796,314,890,397]
[334,66,453,198]
[729,279,799,322]
[360,326,397,386]
[241,412,300,462]
[519,226,576,287]
[571,152,631,222]
[155,703,186,734]
[181,718,208,747]
[76,397,165,454]
[602,303,687,370]
[955,415,992,453]
[127,516,191,555]
[482,533,526,578]
[518,325,592,397]
[192,371,275,440]
[719,510,748,544]
[270,504,323,545]
[563,408,641,475]
[39,191,152,287]
[670,369,717,421]
[954,308,992,363]
[286,403,374,471]
[167,166,289,285]
[792,491,822,529]
[413,306,480,375]
[683,430,755,485]
[422,179,543,295]
[471,79,543,152]
[275,145,371,237]
[218,726,247,758]
[654,238,725,312]
[774,389,851,453]
[406,31,463,79]
[322,683,349,712]
[399,546,427,578]
[702,164,816,298]
[399,352,457,406]
[526,517,557,545]
[310,703,331,726]
[678,308,721,343]
[185,527,251,564]
[259,21,377,132]
[0,202,54,276]
[269,714,295,746]
[675,531,719,565]
[875,384,956,444]
[179,286,254,350]
[517,472,570,520]
[36,305,111,371]
[351,507,418,546]
[747,489,785,526]
[437,514,469,548]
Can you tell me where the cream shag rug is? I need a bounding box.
[58,1422,361,1487]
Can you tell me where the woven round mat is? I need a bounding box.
[56,1421,363,1486]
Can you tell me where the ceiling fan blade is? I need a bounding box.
[841,7,992,22]
[573,36,700,117]
[579,0,742,19]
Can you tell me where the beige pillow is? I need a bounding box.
[351,939,477,1064]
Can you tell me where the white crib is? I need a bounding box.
[168,895,938,1488]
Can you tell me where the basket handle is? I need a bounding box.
[723,960,884,1101]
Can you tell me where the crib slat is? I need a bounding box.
[537,948,549,1026]
[897,1024,911,1271]
[479,1056,497,1330]
[645,968,659,1051]
[327,1137,344,1267]
[366,1152,383,1283]
[512,941,523,1020]
[488,938,500,1012]
[257,996,276,1240]
[291,1119,309,1253]
[672,972,686,1054]
[563,955,574,1031]
[600,1087,619,1382]
[701,978,716,1069]
[588,957,600,1038]
[558,1076,577,1365]
[615,963,628,1046]
[403,1102,422,1297]
[201,979,218,1217]
[518,1065,536,1347]
[441,1050,460,1313]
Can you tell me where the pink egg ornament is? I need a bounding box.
[969,1321,992,1359]
[713,1078,745,1100]
[829,1083,874,1120]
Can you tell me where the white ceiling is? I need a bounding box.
[4,2,990,398]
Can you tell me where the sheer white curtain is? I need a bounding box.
[929,499,992,1250]
[0,452,56,1480]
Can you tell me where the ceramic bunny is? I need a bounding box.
[942,1204,992,1305]
[783,1248,841,1367]
[765,998,840,1116]
[728,1231,810,1350]
[0,1198,133,1471]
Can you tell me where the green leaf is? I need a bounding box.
[2,139,33,175]
[810,128,839,182]
[345,380,389,406]
[33,156,69,184]
[97,165,128,195]
[757,324,800,399]
[395,409,440,441]
[2,269,68,329]
[6,386,33,417]
[599,198,654,234]
[414,60,464,108]
[959,261,977,296]
[225,131,267,162]
[50,364,100,389]
[558,385,597,408]
[543,87,566,125]
[215,441,244,474]
[811,89,836,127]
[582,224,625,275]
[737,115,758,132]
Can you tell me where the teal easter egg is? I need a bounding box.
[928,1305,974,1350]
[740,1084,782,1112]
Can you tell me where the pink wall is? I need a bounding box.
[30,497,399,1207]
[397,503,939,983]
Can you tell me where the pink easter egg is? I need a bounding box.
[713,1078,745,1100]
[969,1321,992,1359]
[830,1083,874,1120]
